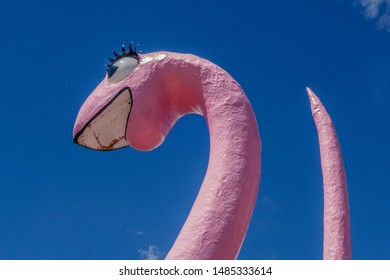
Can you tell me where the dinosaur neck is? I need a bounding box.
[161,55,261,259]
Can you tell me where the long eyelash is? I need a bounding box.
[106,43,139,71]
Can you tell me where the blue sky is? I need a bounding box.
[0,0,389,260]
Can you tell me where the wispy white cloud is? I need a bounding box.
[258,196,278,210]
[355,0,390,31]
[126,229,144,236]
[138,245,161,260]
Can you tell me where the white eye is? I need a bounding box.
[107,56,138,83]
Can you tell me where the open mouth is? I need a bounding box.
[73,88,132,151]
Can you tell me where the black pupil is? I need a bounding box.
[108,65,119,78]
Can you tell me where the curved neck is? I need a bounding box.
[161,55,261,259]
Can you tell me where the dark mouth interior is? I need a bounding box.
[74,88,132,151]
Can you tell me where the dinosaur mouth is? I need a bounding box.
[73,88,132,151]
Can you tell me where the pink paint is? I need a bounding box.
[73,52,261,259]
[73,49,351,260]
[307,87,351,260]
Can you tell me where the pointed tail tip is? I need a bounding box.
[306,86,314,97]
[306,86,320,106]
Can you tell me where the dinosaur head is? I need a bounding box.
[73,46,177,151]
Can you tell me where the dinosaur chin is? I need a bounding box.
[73,87,133,151]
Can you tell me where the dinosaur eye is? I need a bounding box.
[107,56,138,83]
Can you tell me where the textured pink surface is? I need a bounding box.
[74,52,261,259]
[307,87,351,260]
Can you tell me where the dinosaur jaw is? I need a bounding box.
[73,88,132,151]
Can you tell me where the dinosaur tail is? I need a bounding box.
[307,87,351,260]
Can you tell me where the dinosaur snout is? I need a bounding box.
[73,87,132,151]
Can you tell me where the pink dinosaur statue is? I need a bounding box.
[73,46,351,260]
